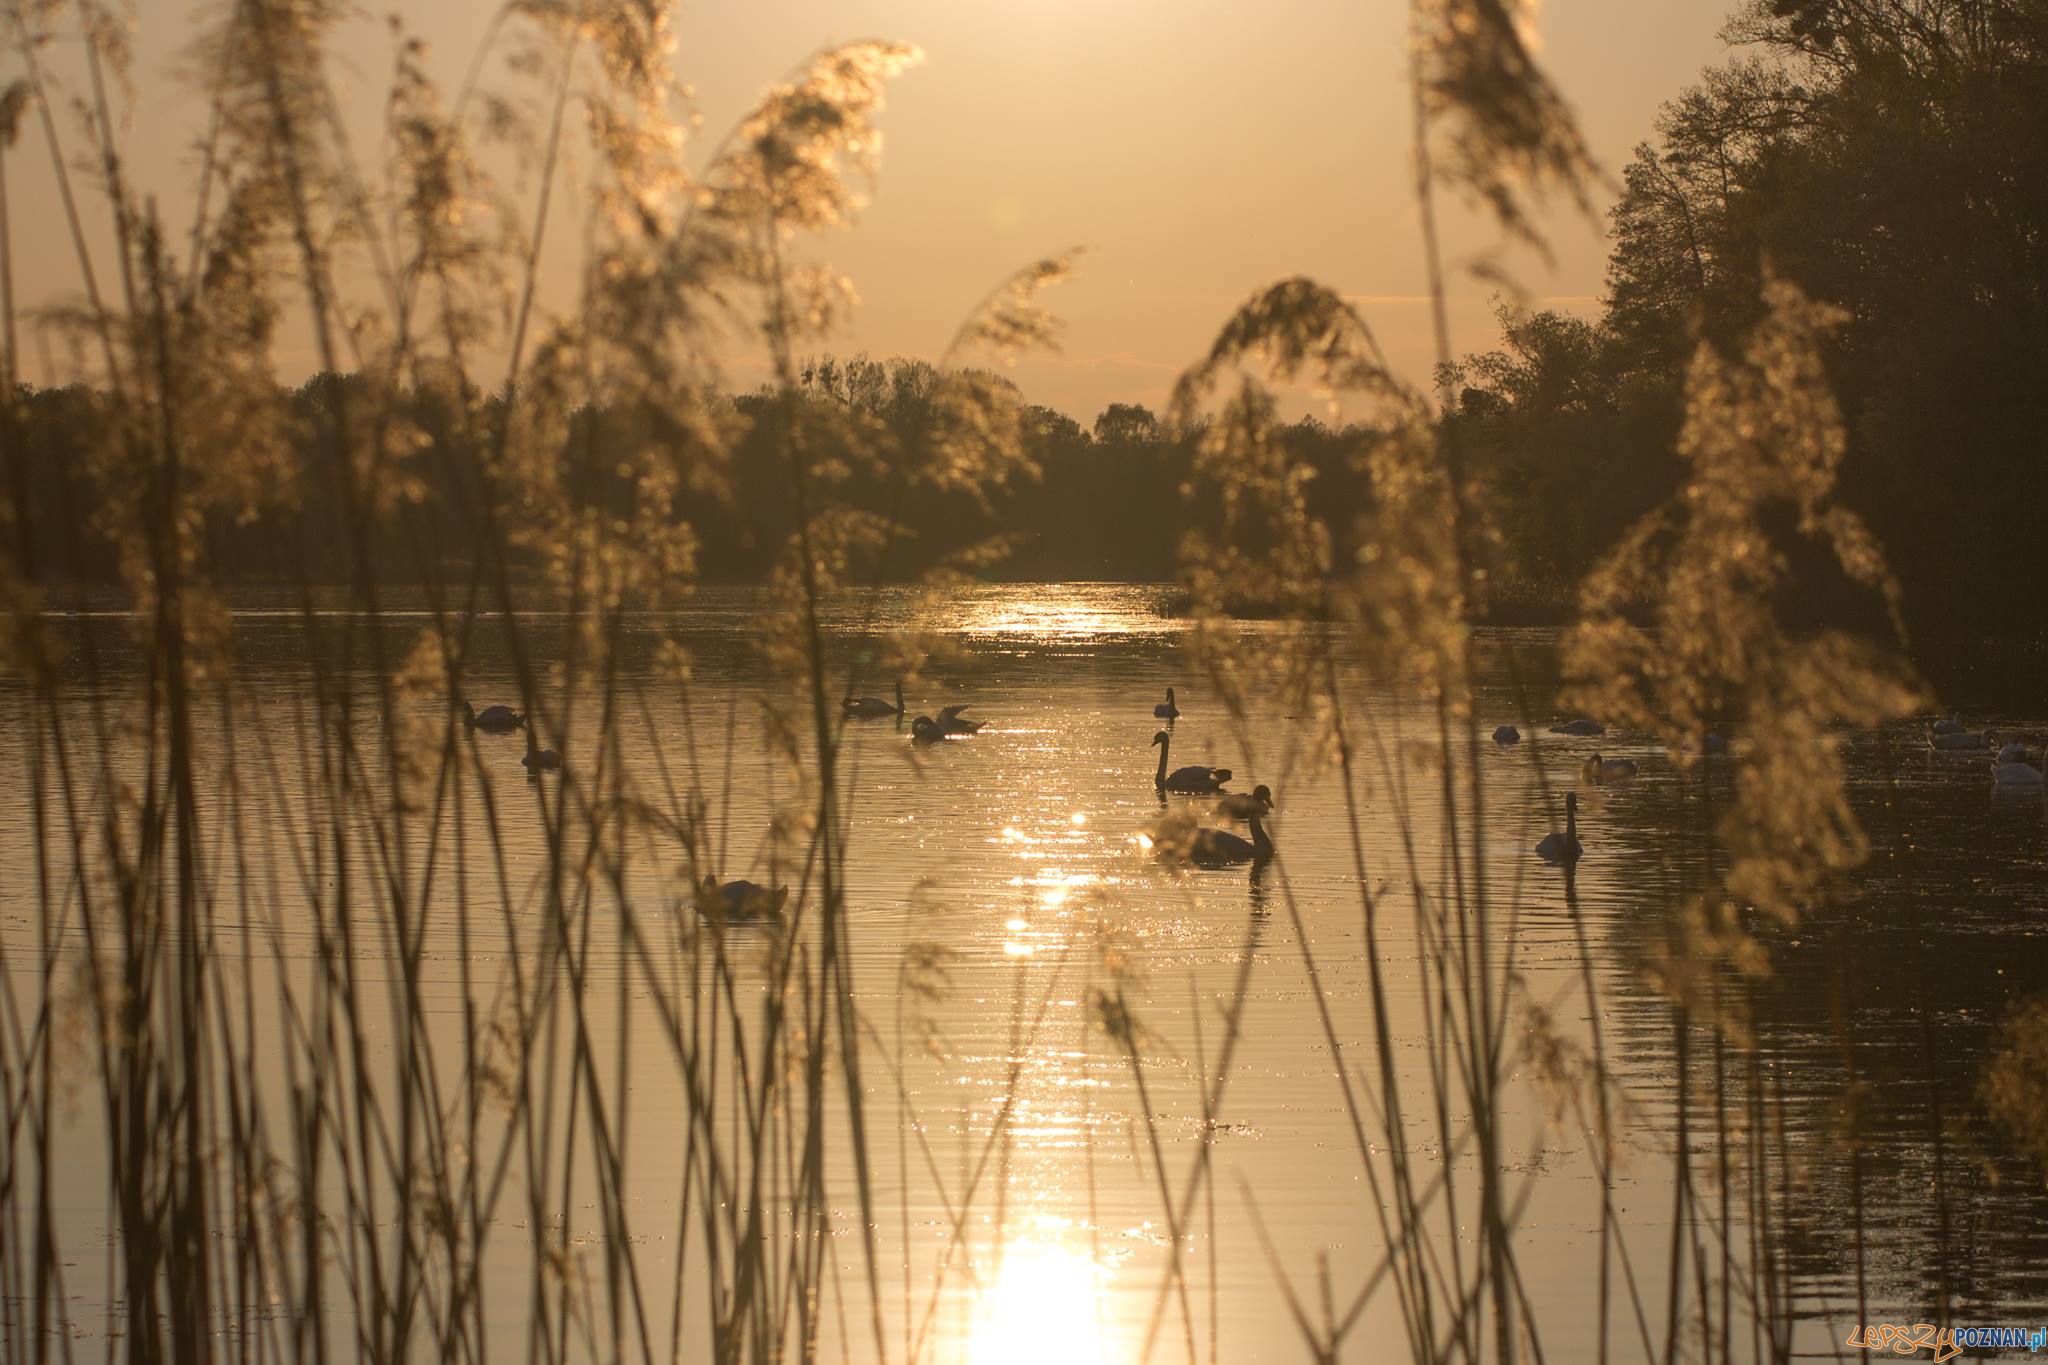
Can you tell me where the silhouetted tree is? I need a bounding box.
[1092,402,1159,445]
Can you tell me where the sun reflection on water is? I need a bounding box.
[966,1233,1114,1365]
[953,588,1177,641]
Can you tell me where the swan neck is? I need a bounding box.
[1250,814,1271,856]
[1155,736,1168,785]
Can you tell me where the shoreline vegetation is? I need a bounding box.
[1,0,2044,1362]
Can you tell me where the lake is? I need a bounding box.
[3,581,2044,1362]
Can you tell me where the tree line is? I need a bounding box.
[1446,0,2048,640]
[10,0,2042,639]
[5,357,1376,600]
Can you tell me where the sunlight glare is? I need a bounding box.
[967,1239,1111,1365]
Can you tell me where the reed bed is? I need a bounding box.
[0,2,1985,1363]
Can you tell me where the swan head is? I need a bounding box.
[1566,791,1578,814]
[1251,784,1272,805]
[1165,687,1176,701]
[1212,768,1234,785]
[1151,730,1170,747]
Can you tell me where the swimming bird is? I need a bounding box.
[696,877,788,922]
[1550,718,1605,737]
[843,679,904,719]
[936,703,983,735]
[1155,687,1180,721]
[1492,725,1520,744]
[1993,759,2045,787]
[909,714,947,744]
[463,701,524,733]
[1152,730,1231,794]
[1582,753,1638,784]
[1214,785,1273,821]
[1929,728,1987,751]
[1932,716,1966,735]
[521,728,561,775]
[1998,740,2030,765]
[1184,811,1274,868]
[1535,792,1583,864]
[1679,732,1729,762]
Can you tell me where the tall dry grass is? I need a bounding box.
[0,2,1956,1363]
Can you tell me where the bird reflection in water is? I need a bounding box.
[1248,858,1273,919]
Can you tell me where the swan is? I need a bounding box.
[695,877,788,922]
[936,703,983,735]
[1214,785,1273,821]
[1492,725,1520,744]
[1550,718,1605,737]
[909,714,947,744]
[1929,728,1987,751]
[1155,687,1180,720]
[1183,811,1273,868]
[1993,760,2045,787]
[463,701,524,733]
[1932,716,1965,735]
[1997,740,2029,765]
[1679,732,1729,761]
[1535,792,1583,863]
[843,679,904,719]
[521,728,561,774]
[1582,752,1638,783]
[1152,730,1231,794]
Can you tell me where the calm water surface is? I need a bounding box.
[4,582,2046,1361]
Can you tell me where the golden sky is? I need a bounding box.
[13,0,1733,422]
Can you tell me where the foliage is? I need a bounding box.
[1457,0,2048,639]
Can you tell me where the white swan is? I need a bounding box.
[1535,792,1583,863]
[1929,728,1987,751]
[1183,811,1273,868]
[1679,732,1729,762]
[1993,760,2045,787]
[1152,730,1231,794]
[1998,740,2029,765]
[1492,725,1520,744]
[937,703,983,735]
[1550,718,1605,737]
[695,877,788,921]
[1931,716,1965,735]
[463,701,524,733]
[1214,785,1273,821]
[1582,752,1638,784]
[1155,687,1180,720]
[843,679,904,719]
[521,728,561,774]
